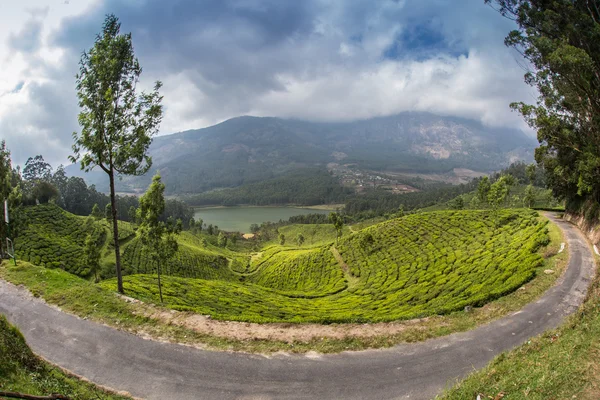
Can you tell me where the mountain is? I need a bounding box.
[66,112,536,195]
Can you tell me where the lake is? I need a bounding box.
[193,206,334,233]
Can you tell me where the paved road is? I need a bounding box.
[0,215,595,400]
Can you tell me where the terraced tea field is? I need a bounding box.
[100,209,550,323]
[15,205,105,276]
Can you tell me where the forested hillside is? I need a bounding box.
[66,112,536,195]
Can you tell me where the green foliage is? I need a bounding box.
[328,212,344,245]
[296,233,305,247]
[90,203,102,220]
[489,0,600,207]
[185,168,352,206]
[71,14,164,294]
[278,233,285,245]
[15,204,105,277]
[448,196,464,210]
[121,236,234,280]
[32,181,59,204]
[137,174,180,302]
[524,184,535,208]
[477,176,491,204]
[84,232,101,282]
[217,231,227,248]
[249,247,346,298]
[103,210,549,323]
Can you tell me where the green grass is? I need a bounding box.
[101,210,550,323]
[440,252,599,400]
[0,314,129,399]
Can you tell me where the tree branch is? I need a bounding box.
[0,391,71,400]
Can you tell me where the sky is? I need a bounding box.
[0,0,536,167]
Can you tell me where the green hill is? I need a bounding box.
[14,204,551,324]
[15,205,106,276]
[100,209,549,323]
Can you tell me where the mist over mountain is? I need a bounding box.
[66,112,536,195]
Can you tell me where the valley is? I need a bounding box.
[1,1,599,398]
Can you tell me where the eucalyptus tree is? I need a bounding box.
[488,0,600,209]
[71,14,163,293]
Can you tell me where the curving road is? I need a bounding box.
[0,214,596,400]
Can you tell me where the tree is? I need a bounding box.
[449,196,464,210]
[90,203,103,220]
[524,184,535,208]
[137,174,179,304]
[328,212,344,246]
[63,177,89,214]
[279,233,285,245]
[477,176,491,206]
[105,203,112,223]
[0,142,16,257]
[32,181,58,204]
[397,205,405,217]
[70,14,163,294]
[488,0,600,209]
[23,155,52,182]
[52,165,68,208]
[84,233,101,282]
[207,224,214,235]
[250,223,260,234]
[359,232,375,252]
[526,163,537,185]
[488,176,509,227]
[217,231,227,247]
[197,218,203,232]
[296,233,305,247]
[128,206,137,225]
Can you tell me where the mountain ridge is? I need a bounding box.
[66,111,536,194]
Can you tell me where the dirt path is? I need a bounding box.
[0,214,595,400]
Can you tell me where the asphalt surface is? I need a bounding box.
[0,214,596,400]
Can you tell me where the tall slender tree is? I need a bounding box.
[71,15,163,294]
[137,174,179,303]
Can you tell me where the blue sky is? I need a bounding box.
[0,0,536,166]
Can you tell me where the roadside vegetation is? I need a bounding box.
[441,253,600,400]
[0,314,129,399]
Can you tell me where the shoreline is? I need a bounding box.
[192,204,343,210]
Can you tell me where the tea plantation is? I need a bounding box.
[98,209,550,323]
[13,205,550,323]
[15,205,105,276]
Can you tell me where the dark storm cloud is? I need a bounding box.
[53,0,321,90]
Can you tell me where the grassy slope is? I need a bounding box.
[441,252,600,399]
[100,210,550,323]
[0,314,129,399]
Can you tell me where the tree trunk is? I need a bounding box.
[109,169,124,294]
[157,260,163,304]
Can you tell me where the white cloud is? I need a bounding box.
[0,0,536,168]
